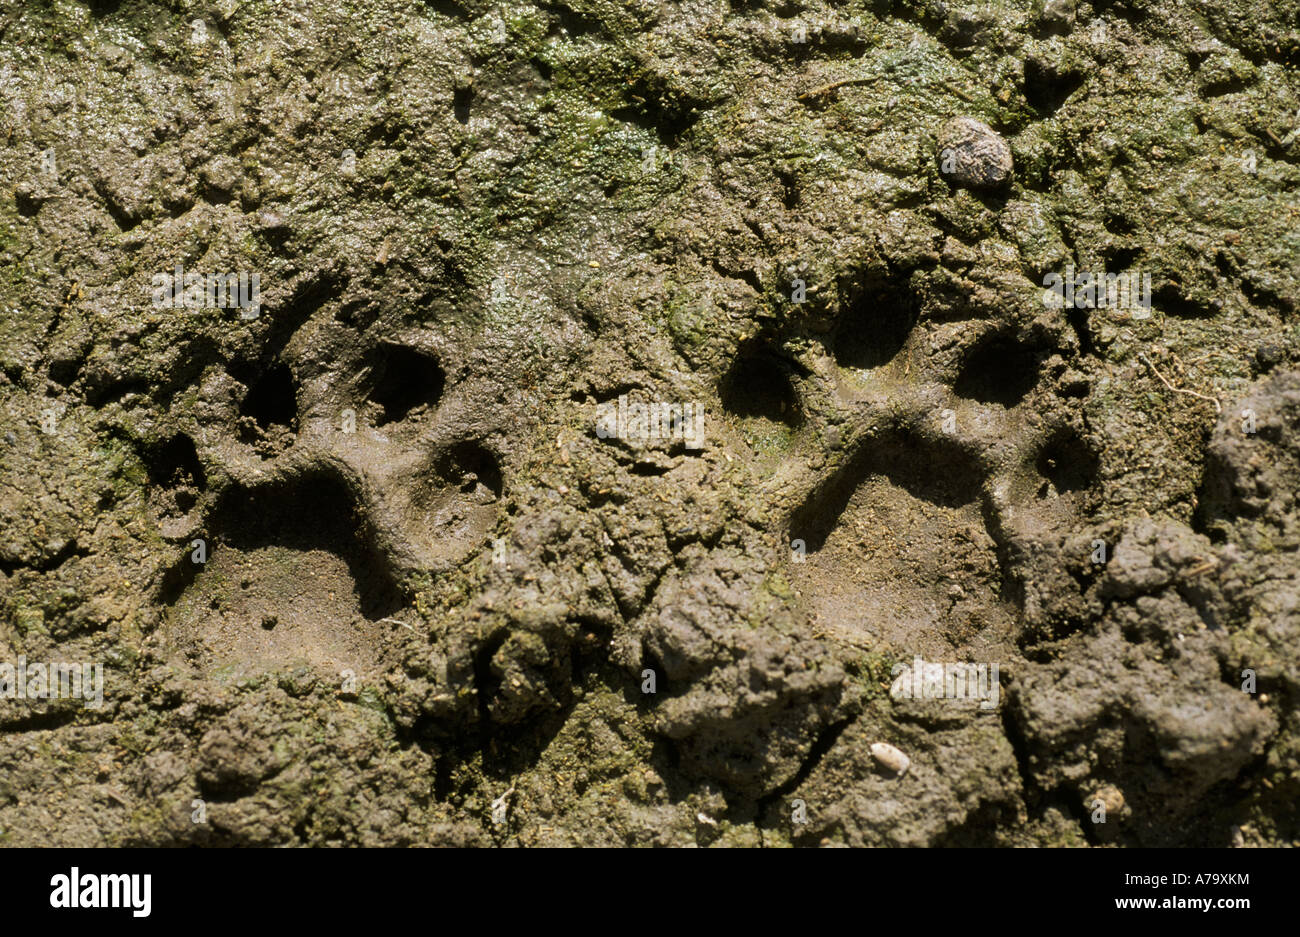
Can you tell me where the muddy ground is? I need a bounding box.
[0,0,1297,846]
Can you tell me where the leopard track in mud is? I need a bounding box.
[0,0,1297,846]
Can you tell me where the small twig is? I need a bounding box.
[943,81,978,103]
[1187,351,1237,366]
[1138,352,1221,413]
[491,785,516,824]
[798,76,881,102]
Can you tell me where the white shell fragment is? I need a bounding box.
[870,742,911,776]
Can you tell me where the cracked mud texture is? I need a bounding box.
[0,0,1297,846]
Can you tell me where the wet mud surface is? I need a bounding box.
[0,0,1297,845]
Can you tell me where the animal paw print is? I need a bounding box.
[720,259,1103,662]
[154,298,507,679]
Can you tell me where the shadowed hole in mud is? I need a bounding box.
[954,333,1044,406]
[1154,283,1218,318]
[1065,304,1096,358]
[240,361,298,432]
[1023,57,1086,115]
[368,345,446,425]
[609,74,702,147]
[85,377,151,408]
[542,1,605,38]
[471,631,509,732]
[1193,449,1245,545]
[48,356,82,387]
[163,474,400,679]
[144,433,206,489]
[1035,429,1100,496]
[830,278,917,370]
[142,433,206,517]
[434,441,503,497]
[423,0,471,18]
[1103,245,1142,270]
[777,167,800,208]
[719,347,800,427]
[452,85,473,124]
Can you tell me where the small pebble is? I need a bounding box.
[1089,783,1125,816]
[937,116,1014,190]
[1255,342,1283,373]
[870,742,910,776]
